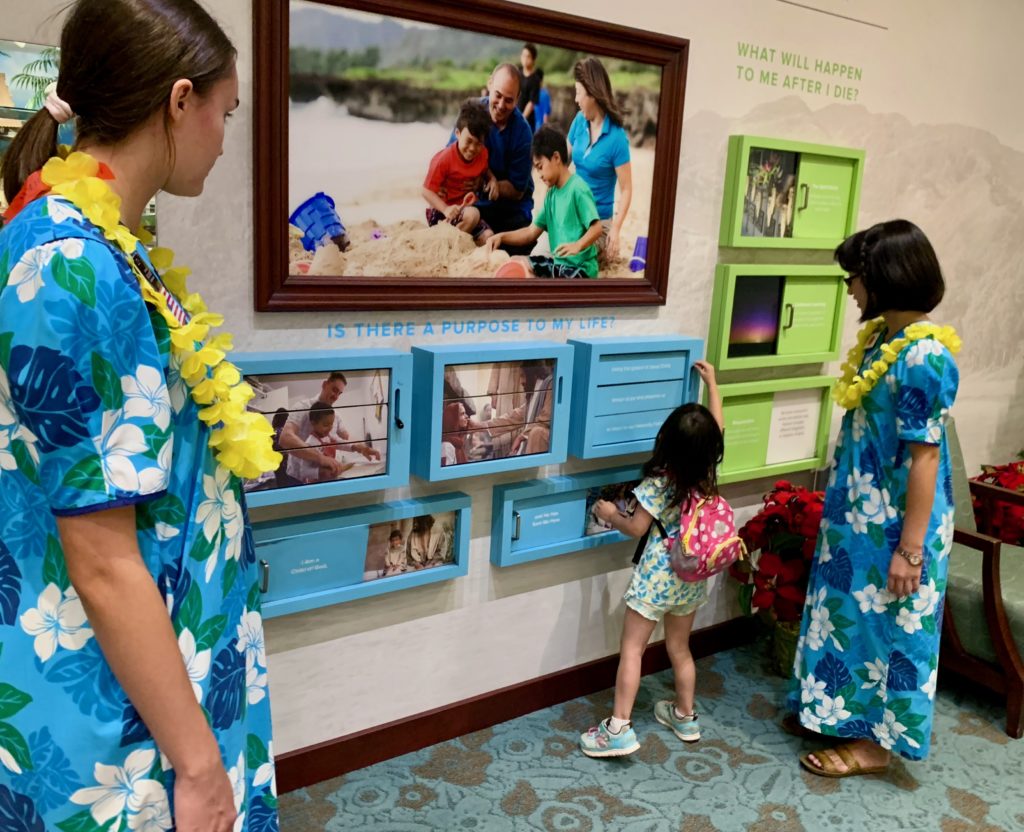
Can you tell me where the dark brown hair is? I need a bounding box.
[3,0,236,203]
[573,56,626,127]
[835,219,945,321]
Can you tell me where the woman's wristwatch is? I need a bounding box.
[894,545,924,567]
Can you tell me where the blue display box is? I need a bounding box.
[234,349,412,507]
[491,465,644,566]
[568,336,704,459]
[251,492,471,618]
[410,342,574,481]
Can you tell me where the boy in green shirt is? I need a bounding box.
[487,125,602,278]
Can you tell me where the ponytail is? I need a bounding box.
[2,109,61,204]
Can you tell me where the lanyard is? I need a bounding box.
[130,251,191,326]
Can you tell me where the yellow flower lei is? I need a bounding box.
[39,151,282,480]
[834,316,962,410]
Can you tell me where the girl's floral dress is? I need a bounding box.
[0,196,278,829]
[787,329,959,760]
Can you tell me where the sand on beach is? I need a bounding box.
[288,100,654,279]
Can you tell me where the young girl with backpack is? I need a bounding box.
[580,360,739,757]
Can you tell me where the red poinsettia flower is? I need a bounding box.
[751,552,808,622]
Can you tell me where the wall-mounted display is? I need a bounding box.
[253,0,689,310]
[568,335,703,459]
[252,492,470,617]
[719,135,864,249]
[491,465,643,566]
[234,349,412,507]
[707,264,847,370]
[717,376,833,484]
[411,342,573,481]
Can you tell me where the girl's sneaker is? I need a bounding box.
[654,701,701,742]
[579,719,641,758]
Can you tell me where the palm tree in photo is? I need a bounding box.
[11,47,60,109]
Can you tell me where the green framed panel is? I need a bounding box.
[719,135,864,249]
[713,376,834,484]
[707,264,847,370]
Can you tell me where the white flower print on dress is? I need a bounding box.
[195,465,243,582]
[178,629,211,703]
[97,410,150,493]
[846,467,875,505]
[904,339,944,368]
[912,580,939,618]
[937,510,955,555]
[850,408,868,443]
[137,436,172,497]
[815,695,851,726]
[127,787,173,832]
[7,243,58,302]
[852,583,893,614]
[921,668,938,701]
[861,658,888,698]
[246,654,268,705]
[871,709,908,750]
[253,741,276,798]
[895,607,923,634]
[71,748,168,826]
[46,195,84,224]
[227,751,246,832]
[19,584,93,662]
[805,588,836,651]
[236,609,266,669]
[801,673,827,704]
[122,365,172,431]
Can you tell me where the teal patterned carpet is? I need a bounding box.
[280,640,1024,831]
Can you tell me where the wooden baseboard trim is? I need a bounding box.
[277,616,753,793]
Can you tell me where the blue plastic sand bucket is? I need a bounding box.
[289,192,346,252]
[629,236,648,272]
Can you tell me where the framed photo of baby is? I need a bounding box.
[242,368,390,494]
[253,0,688,310]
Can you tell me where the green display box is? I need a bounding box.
[707,264,847,370]
[715,376,834,484]
[719,135,864,249]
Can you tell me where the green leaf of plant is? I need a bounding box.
[867,524,884,547]
[866,564,885,587]
[922,616,936,635]
[247,733,269,770]
[12,439,40,485]
[890,698,911,716]
[738,583,754,617]
[221,558,239,600]
[91,352,123,411]
[832,630,850,651]
[902,712,927,728]
[141,424,168,461]
[195,615,227,652]
[825,598,842,614]
[246,580,262,613]
[836,682,857,703]
[42,535,70,592]
[55,809,118,832]
[51,251,97,308]
[62,456,107,493]
[0,684,32,720]
[0,330,12,371]
[0,719,33,771]
[178,581,203,636]
[831,614,855,630]
[189,530,217,564]
[137,495,186,531]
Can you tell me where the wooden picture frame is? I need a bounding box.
[253,0,689,311]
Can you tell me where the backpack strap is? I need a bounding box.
[631,516,668,565]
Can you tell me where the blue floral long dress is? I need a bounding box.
[787,327,959,760]
[0,195,278,830]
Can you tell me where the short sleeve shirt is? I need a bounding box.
[567,112,631,220]
[533,174,600,277]
[423,143,490,206]
[454,100,534,215]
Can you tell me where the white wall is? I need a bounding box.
[8,0,1024,754]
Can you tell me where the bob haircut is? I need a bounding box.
[835,219,945,321]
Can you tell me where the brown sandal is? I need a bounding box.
[781,713,821,741]
[799,745,889,778]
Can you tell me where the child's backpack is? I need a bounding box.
[632,496,747,582]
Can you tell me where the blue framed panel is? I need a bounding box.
[234,349,412,507]
[568,336,704,459]
[410,341,574,481]
[491,465,644,566]
[251,492,471,617]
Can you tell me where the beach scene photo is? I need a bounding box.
[287,1,660,280]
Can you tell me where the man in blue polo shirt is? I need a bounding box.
[461,63,535,235]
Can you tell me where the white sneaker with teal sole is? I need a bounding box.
[579,719,641,758]
[654,700,701,742]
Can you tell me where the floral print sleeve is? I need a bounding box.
[1,237,172,514]
[890,339,959,446]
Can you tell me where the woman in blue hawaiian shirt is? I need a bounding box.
[788,220,959,777]
[0,1,277,829]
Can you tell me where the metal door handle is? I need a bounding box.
[258,559,270,593]
[783,303,795,330]
[511,511,521,541]
[798,183,809,210]
[393,387,404,430]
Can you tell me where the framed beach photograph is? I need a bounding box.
[253,0,689,310]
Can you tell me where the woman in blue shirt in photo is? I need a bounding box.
[567,57,633,263]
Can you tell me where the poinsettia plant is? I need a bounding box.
[971,460,1024,545]
[729,481,824,623]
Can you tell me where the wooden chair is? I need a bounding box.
[940,418,1024,738]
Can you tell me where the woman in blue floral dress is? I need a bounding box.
[0,1,277,829]
[788,220,960,777]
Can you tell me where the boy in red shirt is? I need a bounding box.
[422,99,496,244]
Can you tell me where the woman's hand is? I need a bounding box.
[887,551,922,597]
[174,760,237,832]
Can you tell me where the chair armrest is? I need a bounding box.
[968,480,1024,537]
[952,527,1024,679]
